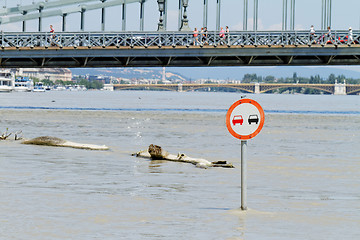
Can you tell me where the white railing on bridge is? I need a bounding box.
[1,30,359,48]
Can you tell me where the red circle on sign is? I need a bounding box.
[226,99,265,140]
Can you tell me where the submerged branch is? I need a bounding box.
[133,144,234,169]
[0,128,12,140]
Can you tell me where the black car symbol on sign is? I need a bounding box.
[248,114,259,124]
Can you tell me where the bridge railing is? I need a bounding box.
[1,30,359,48]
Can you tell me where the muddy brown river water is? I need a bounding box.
[1,91,359,239]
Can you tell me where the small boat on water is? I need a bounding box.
[14,77,34,92]
[0,69,15,92]
[33,82,46,92]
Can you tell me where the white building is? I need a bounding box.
[15,68,72,82]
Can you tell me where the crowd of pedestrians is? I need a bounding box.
[310,25,356,45]
[193,26,230,46]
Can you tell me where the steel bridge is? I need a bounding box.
[113,82,360,95]
[0,0,359,69]
[1,30,360,68]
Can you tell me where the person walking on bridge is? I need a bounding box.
[219,27,225,45]
[348,27,354,44]
[49,25,56,46]
[193,28,199,46]
[325,26,332,44]
[225,26,230,45]
[202,27,208,45]
[310,25,316,44]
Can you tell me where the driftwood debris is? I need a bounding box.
[133,144,234,169]
[1,129,23,141]
[1,129,108,150]
[22,136,109,151]
[0,128,12,140]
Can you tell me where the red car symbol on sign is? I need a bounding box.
[232,115,244,125]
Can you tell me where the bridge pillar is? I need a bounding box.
[178,83,183,92]
[334,80,346,95]
[254,83,260,94]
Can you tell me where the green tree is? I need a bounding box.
[327,74,336,84]
[264,75,275,83]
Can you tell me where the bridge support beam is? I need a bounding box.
[178,0,183,30]
[334,80,346,95]
[38,6,43,32]
[253,0,258,31]
[80,8,86,31]
[101,3,106,31]
[140,0,145,31]
[122,1,127,31]
[243,0,248,30]
[203,0,208,28]
[290,0,295,30]
[254,83,260,94]
[282,0,287,30]
[322,0,332,29]
[62,14,67,32]
[164,0,168,30]
[216,0,221,31]
[22,11,27,32]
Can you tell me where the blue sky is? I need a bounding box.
[1,0,360,32]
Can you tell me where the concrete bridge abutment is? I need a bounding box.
[334,80,346,95]
[254,83,260,94]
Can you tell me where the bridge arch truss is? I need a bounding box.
[259,83,334,94]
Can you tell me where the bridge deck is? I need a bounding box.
[1,44,360,68]
[1,31,360,67]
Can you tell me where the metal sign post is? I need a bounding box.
[226,99,264,211]
[241,140,247,210]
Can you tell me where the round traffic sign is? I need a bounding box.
[226,99,265,140]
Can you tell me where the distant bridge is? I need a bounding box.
[1,31,360,68]
[113,82,360,95]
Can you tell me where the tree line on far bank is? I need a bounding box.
[239,73,359,94]
[32,77,104,90]
[201,72,360,94]
[241,73,360,85]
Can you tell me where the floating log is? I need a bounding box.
[22,136,109,150]
[133,144,234,168]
